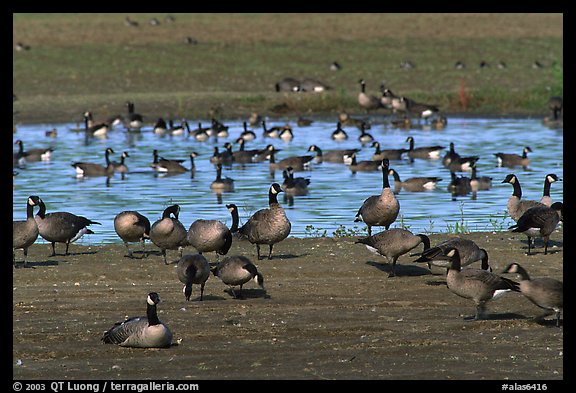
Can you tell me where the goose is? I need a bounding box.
[357,123,375,145]
[208,118,229,138]
[494,146,532,168]
[539,173,561,206]
[83,111,109,137]
[149,204,188,265]
[358,79,383,111]
[355,228,430,277]
[444,248,520,321]
[111,151,130,176]
[240,121,257,141]
[176,254,211,301]
[447,171,472,196]
[338,112,369,129]
[232,138,259,163]
[502,263,563,327]
[501,174,544,222]
[261,121,282,138]
[188,122,210,141]
[442,142,479,172]
[249,113,262,127]
[430,115,448,130]
[167,119,187,136]
[187,204,238,260]
[413,237,490,271]
[297,116,314,127]
[548,96,563,120]
[114,211,151,258]
[211,255,265,299]
[13,140,54,163]
[124,101,144,130]
[153,118,168,135]
[102,292,173,348]
[329,61,342,71]
[219,143,236,165]
[252,144,280,163]
[405,136,444,160]
[267,148,314,171]
[388,168,442,192]
[71,147,115,177]
[331,122,348,141]
[279,127,294,141]
[405,98,440,121]
[354,159,400,236]
[300,78,331,92]
[275,77,300,92]
[371,141,408,161]
[210,163,235,192]
[34,197,101,257]
[45,128,58,138]
[237,183,291,260]
[226,203,240,233]
[307,144,360,164]
[13,195,41,267]
[509,202,563,255]
[470,163,492,191]
[151,150,190,173]
[379,86,398,110]
[282,166,310,196]
[344,152,382,173]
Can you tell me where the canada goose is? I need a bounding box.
[355,228,430,277]
[371,141,408,161]
[211,255,265,298]
[275,77,300,92]
[279,127,294,141]
[220,143,236,165]
[447,172,472,196]
[413,237,490,271]
[262,121,283,138]
[300,78,331,92]
[111,151,130,176]
[267,148,314,171]
[237,183,291,260]
[430,115,448,130]
[539,174,561,206]
[14,139,53,163]
[548,96,563,120]
[454,61,466,69]
[330,61,342,71]
[405,136,444,160]
[501,174,544,222]
[71,147,115,177]
[45,128,58,138]
[102,292,173,348]
[152,150,192,173]
[153,118,168,135]
[442,142,479,172]
[249,112,262,127]
[232,138,259,163]
[331,122,348,141]
[210,163,235,192]
[307,144,360,164]
[34,197,101,256]
[125,101,144,130]
[13,195,41,267]
[177,254,211,301]
[226,203,240,233]
[282,166,310,196]
[494,146,532,168]
[114,211,151,258]
[207,118,229,137]
[391,96,409,115]
[357,123,375,145]
[445,248,520,320]
[187,204,238,260]
[470,163,492,191]
[358,79,383,111]
[509,202,563,255]
[240,121,257,141]
[405,98,440,121]
[344,152,382,173]
[338,112,370,129]
[379,86,397,110]
[388,168,442,192]
[390,116,412,130]
[502,263,563,326]
[124,16,139,27]
[297,116,314,127]
[354,159,400,236]
[188,122,210,141]
[149,204,188,264]
[252,144,280,163]
[167,119,187,136]
[83,111,109,137]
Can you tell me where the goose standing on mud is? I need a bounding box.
[34,197,101,257]
[211,255,265,299]
[102,292,173,348]
[236,183,291,260]
[413,237,490,272]
[13,195,41,267]
[354,158,400,236]
[187,204,238,261]
[176,254,211,301]
[114,211,151,258]
[509,202,563,255]
[149,204,188,264]
[501,174,544,222]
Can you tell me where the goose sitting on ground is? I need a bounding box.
[114,210,151,258]
[102,292,173,348]
[176,254,211,301]
[388,168,442,192]
[509,202,563,255]
[34,197,101,257]
[236,183,291,260]
[444,248,520,321]
[502,263,563,327]
[13,195,41,267]
[149,204,188,264]
[187,204,238,261]
[211,255,265,299]
[71,147,115,177]
[355,228,430,277]
[354,159,399,236]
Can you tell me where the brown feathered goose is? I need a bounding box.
[509,202,563,255]
[388,168,442,192]
[114,211,151,258]
[211,255,265,299]
[354,159,400,236]
[14,139,54,164]
[34,197,101,256]
[237,183,291,260]
[494,146,532,168]
[187,204,237,260]
[405,136,445,160]
[71,147,115,177]
[176,254,211,301]
[307,144,360,164]
[13,195,41,267]
[501,174,544,222]
[371,141,408,161]
[413,237,490,272]
[149,204,188,264]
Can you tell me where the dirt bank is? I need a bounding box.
[12,228,563,381]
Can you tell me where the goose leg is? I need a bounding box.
[475,303,487,320]
[268,244,274,260]
[65,241,70,256]
[256,244,261,260]
[526,236,533,255]
[388,257,398,278]
[162,249,169,265]
[141,239,147,258]
[50,242,57,257]
[124,242,133,258]
[200,282,205,301]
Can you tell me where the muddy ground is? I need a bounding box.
[13,229,563,381]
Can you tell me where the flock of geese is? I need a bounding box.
[13,96,563,348]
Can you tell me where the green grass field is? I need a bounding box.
[13,13,563,123]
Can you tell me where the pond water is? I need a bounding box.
[13,116,563,245]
